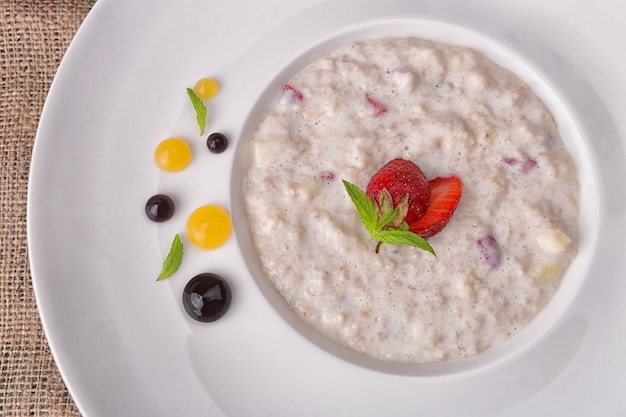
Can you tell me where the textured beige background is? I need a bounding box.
[1,1,95,415]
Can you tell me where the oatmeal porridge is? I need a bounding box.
[243,37,579,363]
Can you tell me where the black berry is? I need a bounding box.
[207,132,229,154]
[182,273,232,322]
[145,194,175,222]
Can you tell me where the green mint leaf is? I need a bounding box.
[187,88,207,135]
[342,179,377,234]
[375,208,399,231]
[157,234,184,281]
[375,229,436,256]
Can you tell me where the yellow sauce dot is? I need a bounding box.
[154,138,192,172]
[193,78,219,100]
[187,205,232,250]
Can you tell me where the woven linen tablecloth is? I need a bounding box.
[1,1,95,415]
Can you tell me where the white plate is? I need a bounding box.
[27,0,626,416]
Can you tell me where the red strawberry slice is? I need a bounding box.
[366,158,430,224]
[409,176,462,238]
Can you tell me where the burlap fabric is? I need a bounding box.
[1,1,95,415]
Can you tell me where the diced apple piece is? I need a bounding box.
[536,264,562,282]
[537,228,571,253]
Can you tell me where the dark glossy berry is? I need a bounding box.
[145,194,175,222]
[207,132,229,154]
[182,273,232,322]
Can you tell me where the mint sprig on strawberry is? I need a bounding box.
[343,179,435,255]
[343,158,463,255]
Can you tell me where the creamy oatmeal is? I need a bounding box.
[243,37,579,363]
